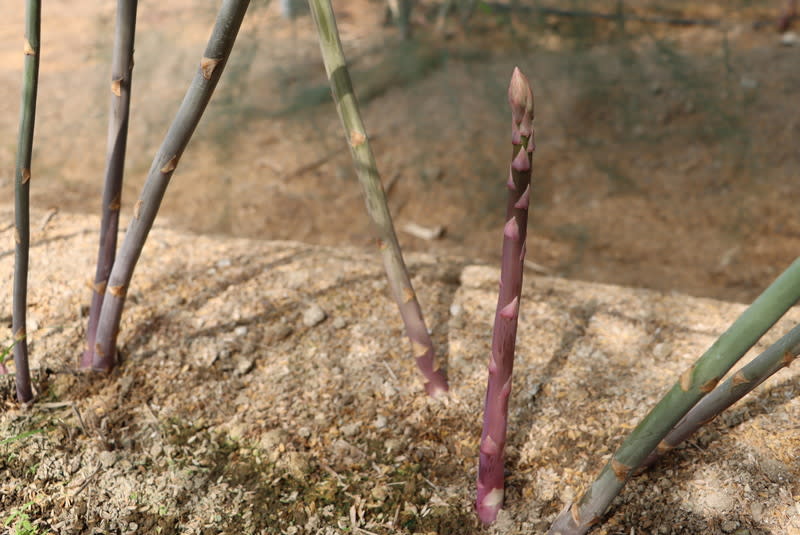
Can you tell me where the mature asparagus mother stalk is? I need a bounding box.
[476,67,535,524]
[92,0,250,371]
[307,0,448,395]
[547,256,800,535]
[637,322,800,471]
[82,0,139,369]
[10,0,41,403]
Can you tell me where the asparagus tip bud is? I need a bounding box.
[508,67,530,123]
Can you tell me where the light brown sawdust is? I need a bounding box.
[1,210,798,534]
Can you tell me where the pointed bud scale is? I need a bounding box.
[499,296,519,320]
[519,93,534,137]
[514,184,531,210]
[503,217,520,241]
[411,339,429,359]
[403,287,415,304]
[731,371,750,386]
[500,376,512,399]
[484,488,504,508]
[511,147,530,172]
[511,121,522,145]
[200,57,221,80]
[488,354,498,374]
[506,169,517,190]
[481,435,501,456]
[508,67,530,126]
[526,135,536,153]
[519,115,533,138]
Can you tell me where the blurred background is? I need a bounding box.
[0,0,798,302]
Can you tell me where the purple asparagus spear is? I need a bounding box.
[476,67,535,524]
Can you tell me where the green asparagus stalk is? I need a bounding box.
[386,0,412,39]
[307,0,449,396]
[82,0,139,369]
[637,322,800,471]
[10,0,41,403]
[476,67,535,524]
[547,256,800,535]
[92,0,250,371]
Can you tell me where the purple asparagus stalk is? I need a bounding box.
[82,0,138,369]
[476,67,535,524]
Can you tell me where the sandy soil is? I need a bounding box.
[0,0,798,304]
[1,210,799,535]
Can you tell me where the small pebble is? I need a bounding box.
[216,258,232,268]
[234,325,248,336]
[384,438,402,454]
[234,356,255,376]
[740,77,757,90]
[383,382,398,398]
[374,415,387,429]
[260,429,288,451]
[302,303,327,327]
[98,450,117,468]
[449,303,462,317]
[371,485,389,502]
[721,520,740,533]
[780,31,798,46]
[652,342,671,359]
[341,422,360,437]
[280,451,310,479]
[332,316,347,329]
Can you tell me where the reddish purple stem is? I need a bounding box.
[476,67,535,524]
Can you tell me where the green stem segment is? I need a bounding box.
[82,0,139,369]
[11,0,41,403]
[92,0,250,371]
[476,67,535,524]
[547,257,800,535]
[638,322,800,471]
[308,0,448,396]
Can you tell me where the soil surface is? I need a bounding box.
[1,211,800,535]
[1,1,800,534]
[1,0,799,304]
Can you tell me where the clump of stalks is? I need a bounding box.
[307,0,449,395]
[637,321,800,472]
[476,67,535,524]
[91,0,251,370]
[548,257,800,535]
[82,0,139,369]
[9,0,41,403]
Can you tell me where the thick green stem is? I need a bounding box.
[476,67,535,524]
[92,0,250,371]
[83,0,139,369]
[11,0,41,403]
[308,0,448,396]
[547,257,800,535]
[638,322,800,471]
